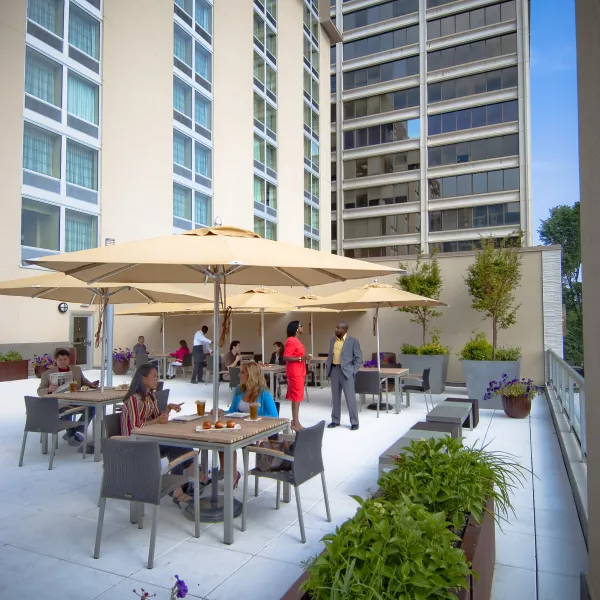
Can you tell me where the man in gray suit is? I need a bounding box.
[326,321,363,430]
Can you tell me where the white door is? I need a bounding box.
[70,313,93,370]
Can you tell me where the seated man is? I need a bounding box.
[222,340,242,381]
[37,348,98,446]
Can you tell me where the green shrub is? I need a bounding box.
[1,351,23,362]
[378,437,527,530]
[302,497,471,600]
[419,342,450,356]
[495,346,522,361]
[460,332,493,361]
[400,343,419,355]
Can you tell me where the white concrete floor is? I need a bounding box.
[0,372,587,599]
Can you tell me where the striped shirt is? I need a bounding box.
[120,392,160,436]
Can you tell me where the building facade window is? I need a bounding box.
[428,100,518,135]
[429,201,520,232]
[68,3,100,59]
[174,25,192,66]
[344,182,420,209]
[344,87,419,120]
[21,197,60,251]
[67,72,99,124]
[195,0,212,34]
[429,167,519,199]
[28,0,64,37]
[194,92,211,130]
[343,118,420,150]
[343,149,420,179]
[254,215,277,240]
[173,77,192,117]
[66,139,97,190]
[25,48,62,107]
[23,122,61,178]
[428,67,518,103]
[344,213,420,239]
[65,208,97,251]
[343,0,418,31]
[173,130,192,169]
[428,134,519,167]
[344,25,419,61]
[194,43,211,81]
[343,55,419,91]
[344,244,421,258]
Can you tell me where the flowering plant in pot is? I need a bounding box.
[484,374,544,418]
[32,353,54,377]
[112,347,133,375]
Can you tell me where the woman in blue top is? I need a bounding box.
[215,361,278,487]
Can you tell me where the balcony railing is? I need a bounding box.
[546,349,586,459]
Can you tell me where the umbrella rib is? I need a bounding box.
[133,289,155,303]
[273,268,310,288]
[184,264,214,279]
[84,264,137,284]
[313,268,347,282]
[32,287,57,299]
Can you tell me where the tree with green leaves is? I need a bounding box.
[538,202,582,365]
[397,252,443,344]
[464,237,522,360]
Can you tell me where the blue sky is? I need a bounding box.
[530,0,579,242]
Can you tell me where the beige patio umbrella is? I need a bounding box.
[0,273,210,390]
[308,282,447,417]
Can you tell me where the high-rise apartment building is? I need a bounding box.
[330,0,532,258]
[0,0,339,349]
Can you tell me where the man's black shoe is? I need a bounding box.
[327,422,339,428]
[351,424,359,431]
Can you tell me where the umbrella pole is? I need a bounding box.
[376,306,380,418]
[261,309,265,362]
[100,312,106,393]
[161,313,166,379]
[310,312,314,358]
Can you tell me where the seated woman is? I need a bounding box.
[120,364,196,511]
[269,341,285,366]
[38,348,98,446]
[214,361,278,487]
[167,340,190,379]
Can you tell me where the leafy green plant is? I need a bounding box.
[397,252,443,345]
[378,437,527,531]
[302,497,471,600]
[464,236,522,359]
[400,343,419,355]
[1,351,23,362]
[460,332,521,362]
[401,332,450,356]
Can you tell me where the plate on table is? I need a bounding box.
[196,424,242,431]
[170,414,201,422]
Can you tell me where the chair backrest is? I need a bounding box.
[136,353,149,367]
[182,353,193,367]
[104,413,121,438]
[292,421,326,486]
[155,389,170,413]
[422,368,431,392]
[274,401,281,415]
[155,381,164,392]
[318,353,328,358]
[101,438,163,504]
[354,370,382,395]
[24,396,59,433]
[229,366,241,389]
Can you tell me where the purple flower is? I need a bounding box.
[172,575,188,599]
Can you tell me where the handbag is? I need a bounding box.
[255,439,295,472]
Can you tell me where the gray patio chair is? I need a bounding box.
[94,438,192,569]
[242,420,331,543]
[155,389,170,413]
[19,396,89,469]
[355,370,385,412]
[228,366,240,396]
[175,353,193,378]
[103,413,121,439]
[402,368,433,412]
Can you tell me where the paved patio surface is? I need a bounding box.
[0,372,587,599]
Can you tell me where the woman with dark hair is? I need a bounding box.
[269,341,285,366]
[167,339,190,379]
[120,364,196,511]
[283,321,311,431]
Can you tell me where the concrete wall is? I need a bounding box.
[113,246,560,385]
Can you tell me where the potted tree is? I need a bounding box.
[462,237,523,408]
[397,253,449,393]
[485,374,543,418]
[32,353,54,378]
[112,348,132,375]
[0,351,29,382]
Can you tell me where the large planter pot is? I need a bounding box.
[34,365,51,378]
[0,360,29,382]
[282,498,495,600]
[399,354,450,394]
[501,394,531,418]
[112,359,130,375]
[462,360,521,410]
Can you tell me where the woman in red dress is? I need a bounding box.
[283,320,311,431]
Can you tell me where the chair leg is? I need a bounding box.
[94,497,107,559]
[55,436,59,449]
[429,391,434,409]
[48,434,57,470]
[254,475,259,497]
[82,407,88,460]
[137,503,144,529]
[146,504,159,569]
[18,431,28,467]
[294,486,306,543]
[321,472,332,523]
[242,449,249,532]
[276,481,281,510]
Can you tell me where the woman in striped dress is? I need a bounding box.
[120,364,196,511]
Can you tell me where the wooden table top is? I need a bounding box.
[310,357,328,363]
[132,415,289,444]
[359,366,409,376]
[51,389,127,402]
[259,364,285,373]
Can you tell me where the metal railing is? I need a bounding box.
[546,349,586,460]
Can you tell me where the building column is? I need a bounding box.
[576,0,600,597]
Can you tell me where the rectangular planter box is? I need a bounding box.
[462,360,521,410]
[0,359,29,382]
[282,498,495,600]
[399,353,449,394]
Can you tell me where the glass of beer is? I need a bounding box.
[249,402,260,420]
[69,381,77,393]
[196,400,206,416]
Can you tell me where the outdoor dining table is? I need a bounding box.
[309,357,328,388]
[359,366,410,413]
[50,388,128,461]
[132,414,290,544]
[259,364,286,397]
[148,353,172,379]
